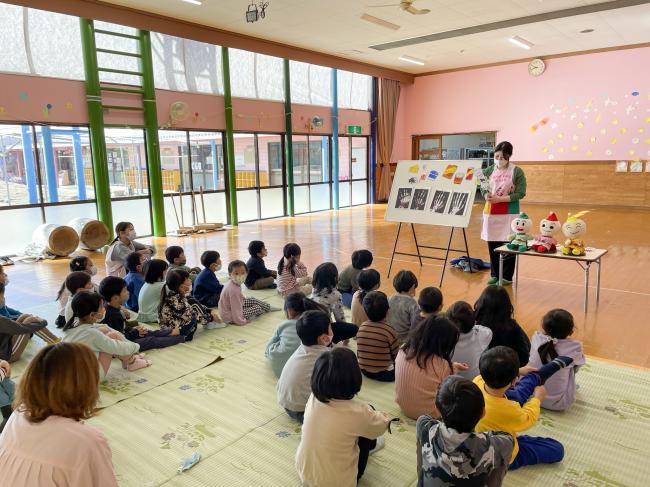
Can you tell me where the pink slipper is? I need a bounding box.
[124,357,152,371]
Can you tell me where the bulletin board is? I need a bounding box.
[384,160,482,228]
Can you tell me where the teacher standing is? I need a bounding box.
[480,141,527,285]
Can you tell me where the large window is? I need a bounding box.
[338,136,369,208]
[159,129,227,231]
[290,134,330,214]
[104,129,152,235]
[0,4,84,80]
[233,133,286,222]
[152,33,224,95]
[0,124,96,255]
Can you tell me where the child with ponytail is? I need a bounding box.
[277,243,312,297]
[55,256,98,328]
[527,309,585,411]
[62,292,150,380]
[105,222,154,277]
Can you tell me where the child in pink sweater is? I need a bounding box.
[219,260,272,325]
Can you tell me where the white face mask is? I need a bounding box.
[214,264,222,272]
[89,265,98,276]
[232,274,247,285]
[127,230,137,241]
[496,159,508,169]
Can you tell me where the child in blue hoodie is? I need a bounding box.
[193,251,224,307]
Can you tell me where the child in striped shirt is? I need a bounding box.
[277,243,312,297]
[356,291,399,382]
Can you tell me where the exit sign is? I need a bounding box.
[346,125,362,135]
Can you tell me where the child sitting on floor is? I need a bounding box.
[417,376,514,487]
[310,263,357,341]
[219,260,272,325]
[411,287,443,329]
[277,243,312,297]
[388,270,420,344]
[395,315,467,420]
[105,222,154,277]
[528,309,585,411]
[63,271,96,323]
[337,249,373,308]
[266,292,328,378]
[474,346,573,470]
[357,291,399,382]
[447,300,492,380]
[193,251,224,308]
[55,256,97,328]
[0,359,15,432]
[165,246,200,282]
[99,276,193,349]
[296,347,392,487]
[159,269,223,333]
[351,269,380,327]
[137,259,168,323]
[277,310,333,423]
[245,240,277,290]
[62,292,150,380]
[124,252,145,312]
[474,285,531,366]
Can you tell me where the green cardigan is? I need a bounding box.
[480,164,527,203]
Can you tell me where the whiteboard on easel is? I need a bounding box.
[384,160,483,228]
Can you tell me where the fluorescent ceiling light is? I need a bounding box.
[399,55,425,66]
[360,14,401,31]
[509,36,533,50]
[181,0,202,5]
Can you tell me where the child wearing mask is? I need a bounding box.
[193,251,224,307]
[218,261,272,325]
[105,222,154,277]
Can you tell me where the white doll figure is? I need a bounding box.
[506,212,533,252]
[531,211,562,253]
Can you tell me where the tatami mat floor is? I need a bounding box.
[12,283,650,487]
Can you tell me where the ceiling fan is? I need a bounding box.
[371,0,430,15]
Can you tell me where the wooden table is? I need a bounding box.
[495,245,608,313]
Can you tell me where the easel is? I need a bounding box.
[387,223,473,287]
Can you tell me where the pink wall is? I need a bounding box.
[0,72,370,136]
[393,46,650,162]
[0,73,87,125]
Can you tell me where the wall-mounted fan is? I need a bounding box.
[371,0,430,15]
[161,101,190,128]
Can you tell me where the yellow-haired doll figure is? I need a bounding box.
[560,211,589,256]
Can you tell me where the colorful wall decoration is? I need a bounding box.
[393,46,650,163]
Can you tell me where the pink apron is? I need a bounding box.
[481,164,517,242]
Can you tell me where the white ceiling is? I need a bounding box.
[103,0,650,74]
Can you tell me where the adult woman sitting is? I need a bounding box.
[0,342,118,487]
